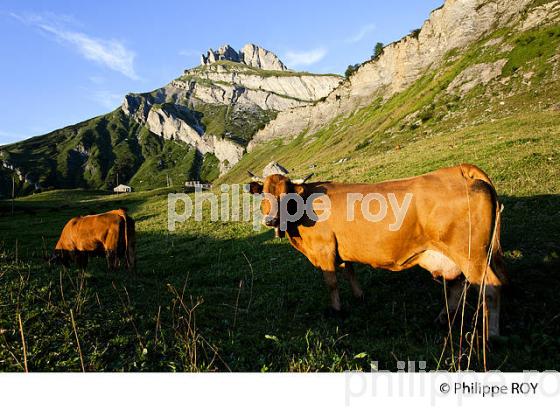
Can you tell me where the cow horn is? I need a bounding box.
[292,173,314,184]
[247,170,263,183]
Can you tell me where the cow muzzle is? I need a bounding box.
[262,215,279,227]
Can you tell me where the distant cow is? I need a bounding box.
[51,209,136,270]
[248,164,506,337]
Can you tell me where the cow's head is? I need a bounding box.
[247,171,313,237]
[47,250,69,267]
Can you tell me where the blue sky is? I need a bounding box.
[0,0,442,145]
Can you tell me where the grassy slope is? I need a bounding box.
[0,22,559,372]
[222,25,560,195]
[0,110,211,196]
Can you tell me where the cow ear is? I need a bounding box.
[248,181,263,194]
[293,184,306,196]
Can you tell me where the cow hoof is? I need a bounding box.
[324,307,347,320]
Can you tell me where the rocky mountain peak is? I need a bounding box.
[200,43,288,71]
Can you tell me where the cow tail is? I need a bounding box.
[124,213,130,268]
[460,164,507,285]
[117,209,130,268]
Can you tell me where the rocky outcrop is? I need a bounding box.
[248,0,535,150]
[262,161,289,177]
[521,0,560,30]
[240,44,287,71]
[201,44,241,65]
[212,137,245,173]
[146,107,204,148]
[201,43,287,71]
[145,106,245,173]
[447,59,508,95]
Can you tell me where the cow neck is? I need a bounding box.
[280,182,328,250]
[285,222,304,251]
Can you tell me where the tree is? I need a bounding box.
[372,42,384,60]
[345,64,360,78]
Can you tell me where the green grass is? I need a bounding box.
[502,26,560,77]
[129,135,198,190]
[199,153,220,182]
[1,164,558,371]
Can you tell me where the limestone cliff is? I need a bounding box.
[248,0,542,149]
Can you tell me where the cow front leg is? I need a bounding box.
[436,279,465,326]
[322,270,341,312]
[342,262,363,299]
[106,250,118,271]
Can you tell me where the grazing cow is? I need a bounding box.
[248,164,506,337]
[51,209,136,270]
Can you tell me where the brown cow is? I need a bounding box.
[51,209,136,271]
[248,164,506,337]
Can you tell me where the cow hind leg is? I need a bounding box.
[483,284,501,338]
[126,246,136,271]
[126,237,136,272]
[462,262,503,339]
[341,262,363,299]
[416,250,466,326]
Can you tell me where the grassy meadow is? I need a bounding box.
[0,159,558,372]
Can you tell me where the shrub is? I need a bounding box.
[372,42,384,60]
[345,64,360,78]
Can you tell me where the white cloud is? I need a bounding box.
[283,47,327,68]
[346,23,376,43]
[11,13,139,80]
